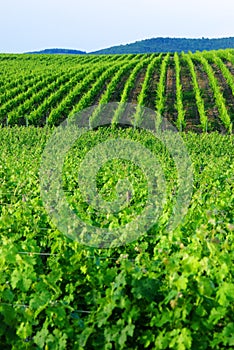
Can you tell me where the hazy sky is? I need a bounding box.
[1,0,234,53]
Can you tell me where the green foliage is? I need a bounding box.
[155,53,170,118]
[0,50,234,132]
[0,127,233,349]
[183,52,208,131]
[193,52,232,131]
[112,54,152,125]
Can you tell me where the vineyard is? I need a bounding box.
[1,50,234,131]
[0,50,234,349]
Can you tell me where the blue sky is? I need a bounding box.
[1,0,234,53]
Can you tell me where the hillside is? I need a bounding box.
[26,48,86,55]
[1,49,234,132]
[25,37,234,55]
[91,37,234,54]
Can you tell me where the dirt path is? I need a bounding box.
[127,68,147,104]
[225,61,234,75]
[210,62,234,124]
[144,59,162,111]
[109,69,133,102]
[193,61,225,132]
[180,58,201,132]
[163,57,177,124]
[92,75,116,105]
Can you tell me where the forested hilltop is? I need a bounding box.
[92,37,234,54]
[25,37,234,55]
[26,48,86,55]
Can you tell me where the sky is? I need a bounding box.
[1,0,234,53]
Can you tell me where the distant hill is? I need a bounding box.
[26,48,86,55]
[91,37,234,54]
[25,37,234,55]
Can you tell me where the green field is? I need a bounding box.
[1,50,234,131]
[0,51,234,349]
